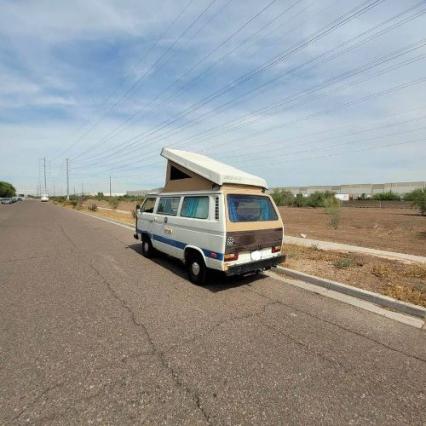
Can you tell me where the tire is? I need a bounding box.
[141,236,155,258]
[187,252,207,285]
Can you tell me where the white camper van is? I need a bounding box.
[134,148,284,284]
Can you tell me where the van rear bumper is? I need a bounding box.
[225,255,285,277]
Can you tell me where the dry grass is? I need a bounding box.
[283,244,426,307]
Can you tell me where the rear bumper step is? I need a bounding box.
[225,255,285,277]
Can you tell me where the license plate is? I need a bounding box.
[251,250,262,261]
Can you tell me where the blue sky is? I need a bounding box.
[0,0,425,195]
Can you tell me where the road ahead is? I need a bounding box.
[1,201,425,425]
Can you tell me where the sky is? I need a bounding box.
[0,0,425,195]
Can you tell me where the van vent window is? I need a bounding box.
[170,165,190,180]
[215,197,219,220]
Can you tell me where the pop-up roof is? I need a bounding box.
[161,148,268,189]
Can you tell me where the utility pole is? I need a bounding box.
[109,175,112,198]
[66,158,70,200]
[43,157,47,195]
[81,183,84,197]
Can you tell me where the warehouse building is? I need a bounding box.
[281,181,425,199]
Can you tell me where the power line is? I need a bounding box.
[73,26,426,172]
[74,76,426,177]
[50,0,198,161]
[68,0,220,162]
[71,0,386,167]
[70,0,287,162]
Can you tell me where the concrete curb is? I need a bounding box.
[275,266,426,320]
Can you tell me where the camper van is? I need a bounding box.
[134,148,284,284]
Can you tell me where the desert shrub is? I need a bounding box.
[96,192,104,201]
[404,188,426,216]
[303,191,337,208]
[293,193,306,207]
[373,191,400,201]
[271,189,294,206]
[333,257,353,269]
[108,197,119,209]
[88,203,97,212]
[323,197,341,229]
[371,263,393,279]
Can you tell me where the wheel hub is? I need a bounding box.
[191,262,200,276]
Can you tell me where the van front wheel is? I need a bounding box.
[187,253,207,285]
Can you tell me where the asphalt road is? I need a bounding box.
[1,201,425,425]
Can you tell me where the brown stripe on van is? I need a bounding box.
[225,228,283,253]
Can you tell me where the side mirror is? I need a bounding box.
[136,204,140,210]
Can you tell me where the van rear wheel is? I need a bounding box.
[187,253,207,285]
[141,236,154,258]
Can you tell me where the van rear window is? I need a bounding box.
[227,195,278,222]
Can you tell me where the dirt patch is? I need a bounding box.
[283,244,426,307]
[279,207,426,257]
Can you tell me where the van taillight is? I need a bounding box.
[272,246,281,253]
[224,253,239,261]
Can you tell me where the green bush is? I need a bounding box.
[323,197,341,229]
[405,188,426,215]
[271,189,294,206]
[0,181,16,197]
[304,191,337,208]
[373,191,400,201]
[334,257,353,269]
[108,197,119,209]
[293,193,306,207]
[96,192,104,201]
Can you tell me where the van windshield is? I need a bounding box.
[227,195,278,222]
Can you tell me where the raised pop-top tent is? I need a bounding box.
[161,148,268,192]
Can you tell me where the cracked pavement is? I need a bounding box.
[0,201,425,425]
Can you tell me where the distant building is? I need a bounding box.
[279,181,425,199]
[126,188,162,197]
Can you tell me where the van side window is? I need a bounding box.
[157,197,180,216]
[170,165,190,180]
[181,196,209,219]
[141,197,156,213]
